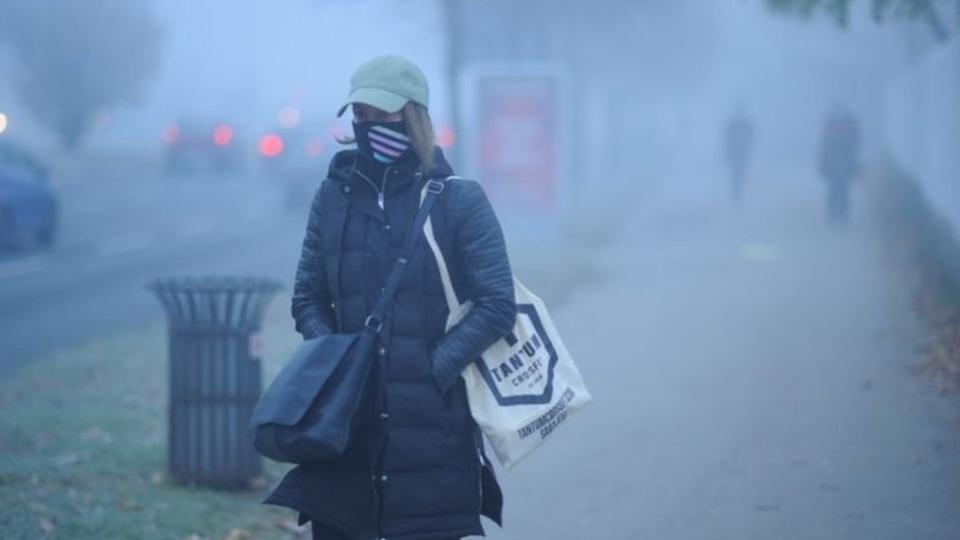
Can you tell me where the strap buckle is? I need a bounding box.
[426,180,445,195]
[364,315,384,333]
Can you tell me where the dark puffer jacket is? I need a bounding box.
[265,147,516,540]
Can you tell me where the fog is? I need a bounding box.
[1,1,959,538]
[75,1,452,154]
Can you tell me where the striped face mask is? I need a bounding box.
[354,120,411,164]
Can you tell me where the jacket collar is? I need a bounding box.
[327,147,455,195]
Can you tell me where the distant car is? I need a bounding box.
[257,123,330,208]
[163,119,245,175]
[0,140,58,249]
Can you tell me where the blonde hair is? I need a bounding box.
[402,102,435,171]
[337,102,435,172]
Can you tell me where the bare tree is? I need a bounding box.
[0,0,163,150]
[766,0,957,42]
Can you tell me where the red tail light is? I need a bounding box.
[213,124,233,146]
[437,125,455,149]
[163,124,180,144]
[259,134,284,157]
[306,138,324,157]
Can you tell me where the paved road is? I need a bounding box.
[0,169,308,375]
[484,174,960,539]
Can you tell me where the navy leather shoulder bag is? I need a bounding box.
[250,179,446,464]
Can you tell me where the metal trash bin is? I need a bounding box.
[149,276,281,489]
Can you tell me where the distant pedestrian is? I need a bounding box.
[818,105,861,226]
[723,106,755,206]
[264,55,516,540]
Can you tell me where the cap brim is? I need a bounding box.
[336,88,409,117]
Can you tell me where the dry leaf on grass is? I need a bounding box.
[277,518,310,535]
[52,453,82,467]
[80,426,114,444]
[224,529,252,540]
[117,498,141,511]
[248,475,269,490]
[39,517,56,533]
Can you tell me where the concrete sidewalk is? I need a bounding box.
[484,175,960,539]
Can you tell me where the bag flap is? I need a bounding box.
[250,332,361,427]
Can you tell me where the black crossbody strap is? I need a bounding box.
[363,178,447,334]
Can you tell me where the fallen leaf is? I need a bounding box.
[52,453,81,467]
[80,427,114,444]
[224,529,252,540]
[277,519,309,534]
[740,242,780,262]
[118,498,141,511]
[248,475,269,489]
[819,482,839,493]
[39,517,56,533]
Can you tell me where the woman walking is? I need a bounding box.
[264,55,516,540]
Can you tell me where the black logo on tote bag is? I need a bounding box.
[475,304,559,406]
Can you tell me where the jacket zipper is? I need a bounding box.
[356,168,390,210]
[359,166,391,539]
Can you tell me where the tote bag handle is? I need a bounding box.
[420,178,464,314]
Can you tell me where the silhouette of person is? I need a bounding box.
[723,106,755,206]
[818,105,861,226]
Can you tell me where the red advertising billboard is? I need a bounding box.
[459,65,569,217]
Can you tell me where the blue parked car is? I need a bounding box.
[0,141,58,249]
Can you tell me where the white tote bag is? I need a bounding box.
[421,182,592,468]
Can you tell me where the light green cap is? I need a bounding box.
[337,55,429,117]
